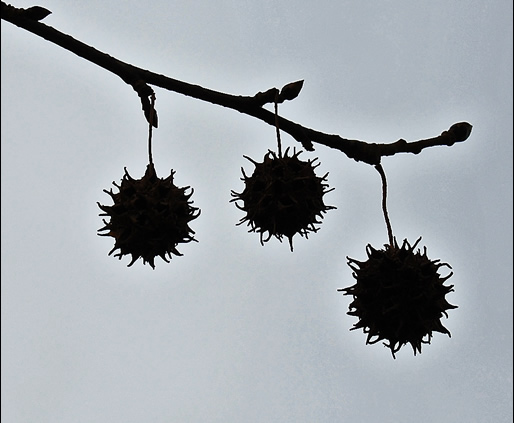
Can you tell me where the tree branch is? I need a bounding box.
[1,2,472,165]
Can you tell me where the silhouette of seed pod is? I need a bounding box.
[230,147,335,251]
[98,163,200,269]
[339,237,457,358]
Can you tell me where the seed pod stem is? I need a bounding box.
[375,163,394,247]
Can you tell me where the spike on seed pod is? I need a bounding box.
[230,147,335,251]
[97,163,200,269]
[339,237,457,358]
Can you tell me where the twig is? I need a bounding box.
[1,2,472,165]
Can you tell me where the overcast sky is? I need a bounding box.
[2,1,512,422]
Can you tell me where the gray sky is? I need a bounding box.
[2,1,512,422]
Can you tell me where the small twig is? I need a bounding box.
[375,163,394,247]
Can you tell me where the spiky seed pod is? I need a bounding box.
[339,237,457,358]
[230,147,335,251]
[98,163,200,269]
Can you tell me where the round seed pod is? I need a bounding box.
[98,163,200,269]
[231,147,335,251]
[339,237,457,358]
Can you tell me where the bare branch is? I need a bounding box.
[1,2,472,165]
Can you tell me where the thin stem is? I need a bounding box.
[274,96,282,158]
[375,163,394,247]
[148,94,155,165]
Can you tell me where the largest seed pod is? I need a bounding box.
[231,147,335,251]
[339,237,457,358]
[98,163,200,269]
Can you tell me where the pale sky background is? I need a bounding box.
[1,1,512,422]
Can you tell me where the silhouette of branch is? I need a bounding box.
[1,2,472,165]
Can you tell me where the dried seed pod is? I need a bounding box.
[339,237,457,358]
[98,163,200,269]
[231,147,335,251]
